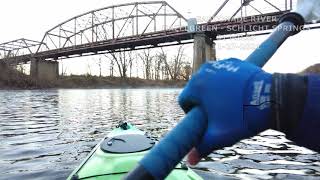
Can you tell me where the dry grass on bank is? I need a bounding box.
[0,63,37,89]
[0,64,186,89]
[56,75,186,88]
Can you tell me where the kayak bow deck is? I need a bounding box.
[67,122,202,180]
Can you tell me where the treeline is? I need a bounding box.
[98,46,192,81]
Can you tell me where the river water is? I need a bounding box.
[0,89,319,180]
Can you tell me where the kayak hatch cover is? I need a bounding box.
[67,122,203,180]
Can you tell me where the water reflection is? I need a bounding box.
[0,89,319,180]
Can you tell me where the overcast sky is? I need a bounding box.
[0,0,319,75]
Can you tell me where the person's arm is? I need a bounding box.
[177,59,320,165]
[271,73,320,152]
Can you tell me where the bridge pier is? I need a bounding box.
[193,33,216,73]
[30,60,59,80]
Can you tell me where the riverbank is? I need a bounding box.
[2,63,319,89]
[57,75,186,89]
[0,66,186,89]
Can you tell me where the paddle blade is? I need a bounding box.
[295,0,320,22]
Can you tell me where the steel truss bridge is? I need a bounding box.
[0,0,319,64]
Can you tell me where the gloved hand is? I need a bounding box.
[179,58,273,165]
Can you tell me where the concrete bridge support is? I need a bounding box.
[193,33,216,73]
[31,60,59,80]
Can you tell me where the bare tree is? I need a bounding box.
[102,54,114,77]
[138,49,153,80]
[86,60,92,76]
[161,46,186,80]
[96,57,102,77]
[181,62,192,81]
[61,61,65,76]
[63,66,68,76]
[156,49,168,80]
[110,58,114,77]
[154,51,164,80]
[60,61,68,76]
[16,64,25,74]
[128,52,134,78]
[109,51,133,79]
[126,52,134,78]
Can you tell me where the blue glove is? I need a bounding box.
[179,58,273,164]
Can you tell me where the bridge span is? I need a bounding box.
[0,0,319,80]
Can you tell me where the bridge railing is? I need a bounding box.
[36,1,188,53]
[207,0,296,23]
[0,38,45,63]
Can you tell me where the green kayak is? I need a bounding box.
[67,122,202,180]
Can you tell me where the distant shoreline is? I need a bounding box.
[0,63,188,89]
[0,74,187,90]
[4,63,319,90]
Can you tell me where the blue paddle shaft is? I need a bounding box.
[246,21,296,67]
[140,107,206,179]
[128,20,299,180]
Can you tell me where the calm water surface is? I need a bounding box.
[0,89,319,180]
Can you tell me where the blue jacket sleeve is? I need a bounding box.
[289,75,320,152]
